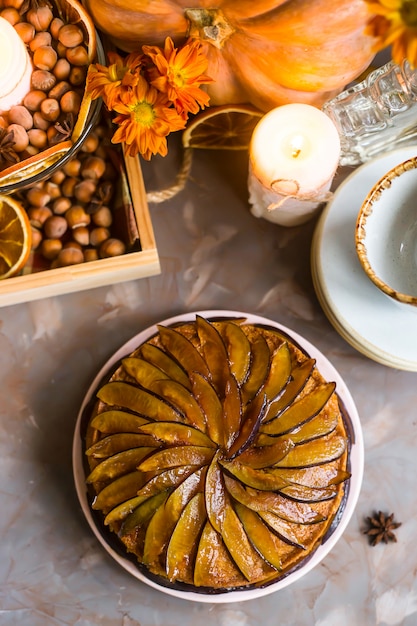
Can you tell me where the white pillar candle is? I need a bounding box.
[0,16,33,113]
[248,103,341,227]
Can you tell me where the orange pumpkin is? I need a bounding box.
[84,0,376,111]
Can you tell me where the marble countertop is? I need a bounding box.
[1,138,416,626]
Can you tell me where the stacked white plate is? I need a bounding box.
[311,146,417,371]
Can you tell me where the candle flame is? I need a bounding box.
[290,134,305,158]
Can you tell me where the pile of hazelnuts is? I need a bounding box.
[16,124,128,268]
[0,0,130,268]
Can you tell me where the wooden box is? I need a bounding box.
[0,149,160,308]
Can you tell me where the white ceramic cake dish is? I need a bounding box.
[72,310,363,603]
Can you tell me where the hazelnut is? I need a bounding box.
[33,45,58,71]
[82,156,106,181]
[0,7,20,24]
[26,187,51,207]
[56,41,67,59]
[65,205,91,229]
[61,176,77,198]
[29,181,44,191]
[60,90,81,115]
[20,145,39,159]
[28,206,52,228]
[90,227,110,247]
[53,58,71,81]
[31,69,56,91]
[92,206,112,228]
[27,5,53,31]
[53,245,84,267]
[50,169,66,185]
[29,31,52,52]
[80,133,99,154]
[73,179,96,203]
[14,22,35,43]
[50,17,64,40]
[46,125,61,144]
[63,241,82,252]
[66,45,88,67]
[31,227,42,250]
[48,80,71,101]
[40,97,60,122]
[33,111,50,131]
[100,238,126,258]
[44,181,61,200]
[68,65,86,86]
[41,238,62,260]
[3,0,26,8]
[52,195,71,215]
[7,124,29,151]
[23,90,47,112]
[27,128,47,149]
[62,158,81,178]
[8,106,33,130]
[83,247,99,263]
[72,226,90,246]
[58,24,84,48]
[43,215,67,239]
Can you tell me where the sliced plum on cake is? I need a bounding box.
[85,315,350,591]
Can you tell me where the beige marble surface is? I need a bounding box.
[1,138,416,625]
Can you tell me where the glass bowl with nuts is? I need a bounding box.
[0,0,104,194]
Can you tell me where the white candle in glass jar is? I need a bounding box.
[0,16,32,113]
[248,103,341,226]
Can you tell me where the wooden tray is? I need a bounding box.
[0,148,160,308]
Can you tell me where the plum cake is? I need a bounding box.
[84,315,351,592]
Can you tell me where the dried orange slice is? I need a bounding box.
[0,194,32,279]
[182,104,263,150]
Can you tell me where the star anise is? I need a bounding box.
[52,114,75,144]
[0,129,20,169]
[86,180,114,214]
[364,511,401,546]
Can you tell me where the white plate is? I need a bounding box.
[72,310,363,603]
[312,147,417,371]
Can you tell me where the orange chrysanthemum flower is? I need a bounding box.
[111,76,187,160]
[86,37,212,158]
[143,37,213,115]
[365,0,417,67]
[87,51,144,109]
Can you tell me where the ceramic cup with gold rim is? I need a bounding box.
[355,155,417,311]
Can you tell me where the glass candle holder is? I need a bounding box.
[322,60,417,166]
[248,104,340,227]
